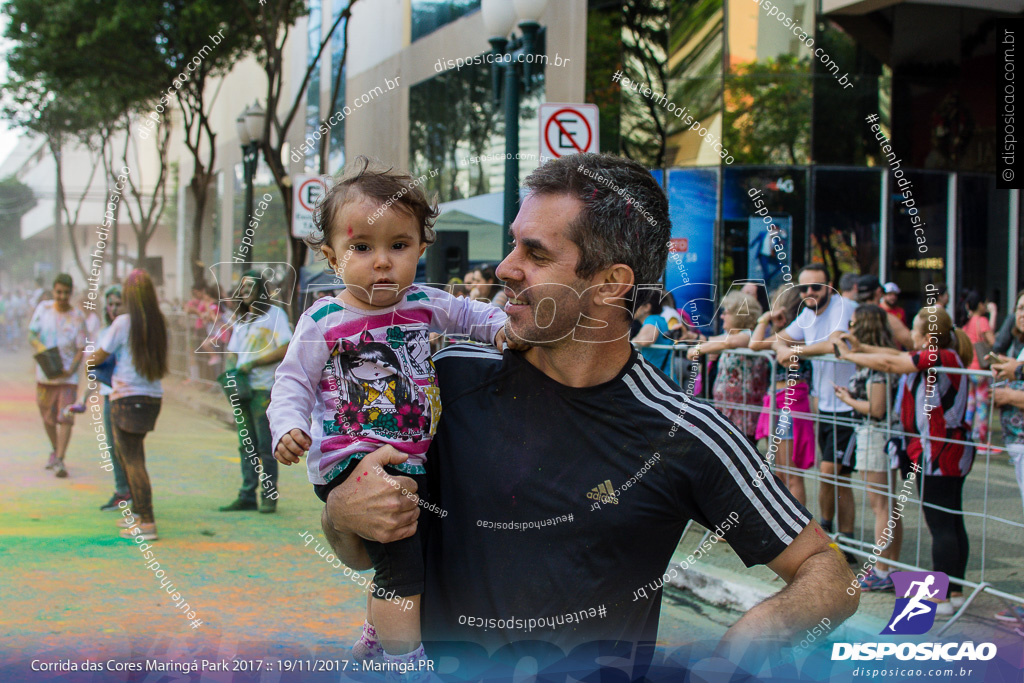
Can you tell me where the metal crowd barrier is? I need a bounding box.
[165,311,224,389]
[645,342,1024,630]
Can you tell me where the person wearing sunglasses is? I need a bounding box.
[772,264,858,551]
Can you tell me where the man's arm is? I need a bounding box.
[715,522,859,662]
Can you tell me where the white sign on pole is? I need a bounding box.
[291,174,328,239]
[539,103,600,162]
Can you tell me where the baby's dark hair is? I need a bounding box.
[305,156,439,256]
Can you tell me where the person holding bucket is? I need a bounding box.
[28,273,88,478]
[218,269,293,513]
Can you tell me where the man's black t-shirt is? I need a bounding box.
[422,344,811,652]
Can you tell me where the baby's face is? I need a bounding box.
[324,193,426,310]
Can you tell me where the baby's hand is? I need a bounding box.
[495,325,530,352]
[275,428,311,465]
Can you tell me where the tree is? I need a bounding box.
[723,54,812,165]
[236,0,353,314]
[145,1,261,289]
[0,175,38,274]
[2,0,175,276]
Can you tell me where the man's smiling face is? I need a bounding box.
[496,193,593,346]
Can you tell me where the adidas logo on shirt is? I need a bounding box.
[586,480,619,504]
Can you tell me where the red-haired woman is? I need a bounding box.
[87,269,168,541]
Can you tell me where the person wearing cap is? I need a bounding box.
[220,269,293,513]
[881,282,907,326]
[857,275,913,350]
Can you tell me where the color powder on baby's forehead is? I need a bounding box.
[347,224,353,237]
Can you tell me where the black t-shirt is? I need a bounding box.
[421,344,811,654]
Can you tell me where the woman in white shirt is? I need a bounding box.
[87,270,167,541]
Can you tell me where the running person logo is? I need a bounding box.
[882,571,949,635]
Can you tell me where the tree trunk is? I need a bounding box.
[189,173,210,291]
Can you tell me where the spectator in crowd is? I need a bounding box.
[833,304,975,614]
[750,285,815,505]
[80,294,102,341]
[28,273,88,478]
[857,275,913,349]
[880,283,907,326]
[990,289,1024,622]
[688,291,768,439]
[87,269,168,541]
[660,289,683,332]
[445,277,469,298]
[960,290,997,445]
[773,264,858,548]
[830,305,902,591]
[465,264,508,309]
[839,272,860,303]
[631,289,673,375]
[220,270,293,513]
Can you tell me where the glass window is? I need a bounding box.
[233,160,290,265]
[721,166,807,312]
[723,0,812,165]
[304,0,322,173]
[886,170,949,323]
[411,0,481,42]
[811,168,882,282]
[664,0,724,167]
[812,22,888,166]
[409,55,543,205]
[957,173,1009,315]
[327,3,348,174]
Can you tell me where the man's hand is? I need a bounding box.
[775,344,801,367]
[324,445,420,544]
[274,429,311,464]
[237,361,253,374]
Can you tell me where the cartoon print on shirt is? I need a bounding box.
[385,325,432,378]
[332,330,430,441]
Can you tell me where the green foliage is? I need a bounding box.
[409,62,497,202]
[723,54,812,165]
[585,5,623,155]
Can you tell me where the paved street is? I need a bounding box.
[0,347,369,676]
[4,341,1022,681]
[0,347,733,681]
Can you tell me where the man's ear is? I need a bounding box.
[591,263,635,309]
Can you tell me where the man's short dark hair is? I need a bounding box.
[53,273,73,289]
[798,263,828,281]
[522,153,670,314]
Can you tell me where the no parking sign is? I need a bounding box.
[291,174,328,238]
[539,103,599,161]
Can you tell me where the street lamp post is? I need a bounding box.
[482,0,548,257]
[236,103,266,272]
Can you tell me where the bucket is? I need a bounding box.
[34,347,65,380]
